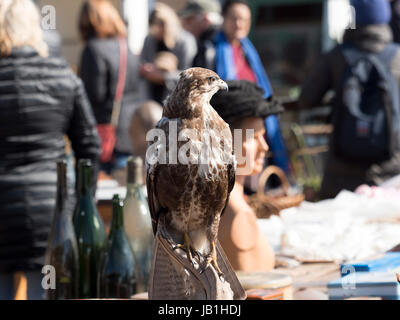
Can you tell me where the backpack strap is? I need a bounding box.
[110,37,128,127]
[341,43,399,67]
[340,43,366,66]
[340,43,398,85]
[377,43,399,68]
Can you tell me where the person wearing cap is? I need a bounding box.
[210,80,283,272]
[299,0,400,199]
[179,0,222,69]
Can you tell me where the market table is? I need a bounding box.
[132,262,340,300]
[275,262,340,299]
[265,259,394,300]
[95,178,400,300]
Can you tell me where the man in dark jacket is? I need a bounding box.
[179,0,222,69]
[299,0,400,199]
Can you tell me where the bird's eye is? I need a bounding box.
[208,76,217,84]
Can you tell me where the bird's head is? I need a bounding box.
[177,67,228,102]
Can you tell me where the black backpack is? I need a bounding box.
[333,43,400,162]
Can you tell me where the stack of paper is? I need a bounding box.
[328,271,400,300]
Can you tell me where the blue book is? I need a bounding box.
[340,253,400,274]
[328,271,400,300]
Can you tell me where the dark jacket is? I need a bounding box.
[0,46,100,272]
[192,27,218,70]
[299,25,400,198]
[80,38,142,153]
[390,0,400,44]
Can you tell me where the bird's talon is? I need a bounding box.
[174,232,200,266]
[202,240,224,277]
[173,244,184,251]
[211,260,223,277]
[194,250,202,261]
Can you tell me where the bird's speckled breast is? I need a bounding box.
[166,106,233,234]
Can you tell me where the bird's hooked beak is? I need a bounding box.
[218,79,228,92]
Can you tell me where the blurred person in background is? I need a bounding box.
[129,100,163,183]
[140,2,197,105]
[152,50,180,87]
[179,0,222,69]
[79,0,142,175]
[215,0,289,189]
[211,80,280,271]
[390,0,400,43]
[0,0,100,299]
[33,0,62,58]
[42,29,62,58]
[299,0,400,199]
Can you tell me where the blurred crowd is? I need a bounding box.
[2,0,400,299]
[74,0,288,180]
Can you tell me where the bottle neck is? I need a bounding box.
[56,161,68,213]
[111,198,124,231]
[127,161,143,185]
[77,164,92,198]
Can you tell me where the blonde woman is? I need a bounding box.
[140,2,197,104]
[0,0,100,299]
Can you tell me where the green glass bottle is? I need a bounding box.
[99,194,137,298]
[44,160,79,300]
[123,156,153,292]
[73,159,106,298]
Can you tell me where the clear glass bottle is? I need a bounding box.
[123,156,153,292]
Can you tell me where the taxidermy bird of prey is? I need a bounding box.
[146,67,235,275]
